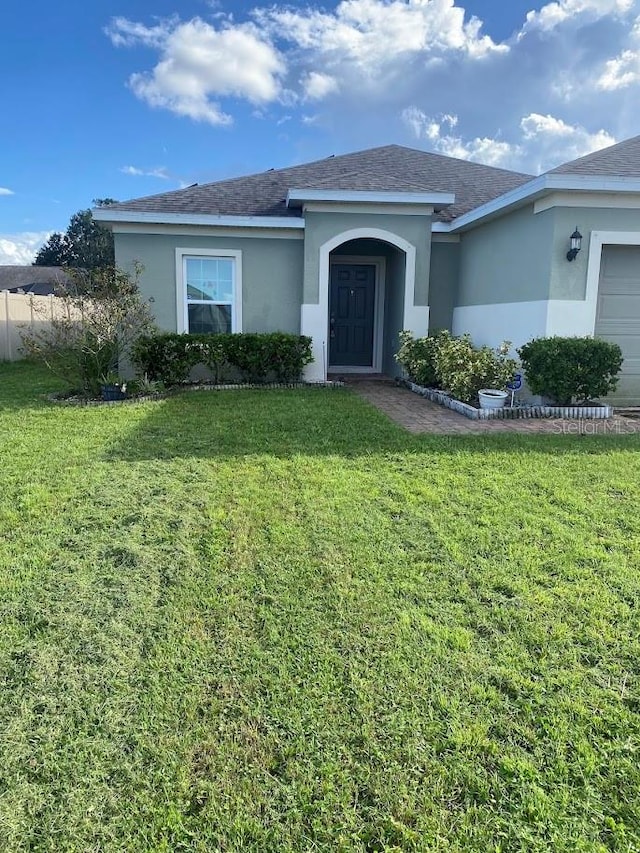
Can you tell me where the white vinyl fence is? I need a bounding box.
[0,291,64,361]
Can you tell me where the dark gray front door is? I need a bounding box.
[329,263,376,367]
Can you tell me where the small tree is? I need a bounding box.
[34,199,116,271]
[20,264,156,396]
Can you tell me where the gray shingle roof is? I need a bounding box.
[0,266,72,295]
[548,135,640,176]
[105,145,533,223]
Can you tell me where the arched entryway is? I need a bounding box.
[321,229,417,375]
[301,226,426,381]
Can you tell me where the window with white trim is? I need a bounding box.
[179,251,242,334]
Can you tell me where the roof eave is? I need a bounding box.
[91,209,306,229]
[449,174,640,232]
[286,188,455,210]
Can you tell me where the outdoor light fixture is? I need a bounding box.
[566,227,583,262]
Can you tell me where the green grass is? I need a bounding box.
[1,361,640,852]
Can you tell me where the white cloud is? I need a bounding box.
[402,108,521,167]
[108,16,285,125]
[598,48,640,88]
[120,165,170,179]
[0,187,14,196]
[303,71,339,100]
[520,113,616,169]
[0,232,51,265]
[441,135,519,167]
[520,113,577,139]
[105,3,637,174]
[403,108,617,172]
[520,0,633,35]
[256,0,506,73]
[596,17,640,89]
[105,16,175,48]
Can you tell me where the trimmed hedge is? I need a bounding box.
[518,336,623,404]
[132,332,314,385]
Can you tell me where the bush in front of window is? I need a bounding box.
[132,332,313,386]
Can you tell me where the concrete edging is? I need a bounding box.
[403,380,614,420]
[49,380,345,407]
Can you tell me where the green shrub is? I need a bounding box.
[201,334,231,384]
[132,332,313,386]
[224,334,272,383]
[395,331,441,388]
[268,332,316,383]
[518,336,623,404]
[434,332,517,404]
[131,334,198,385]
[396,331,517,404]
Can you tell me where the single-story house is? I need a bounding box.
[94,136,640,404]
[0,266,72,295]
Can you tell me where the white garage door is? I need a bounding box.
[595,245,640,405]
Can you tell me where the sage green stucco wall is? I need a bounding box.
[383,250,406,376]
[429,241,459,331]
[458,205,555,306]
[549,207,640,300]
[114,232,304,333]
[303,211,432,305]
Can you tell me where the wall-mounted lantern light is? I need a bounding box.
[566,227,583,262]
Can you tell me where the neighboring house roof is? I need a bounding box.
[548,134,640,176]
[0,266,72,295]
[103,145,533,223]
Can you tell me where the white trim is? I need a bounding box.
[431,221,453,232]
[287,188,454,208]
[301,226,421,381]
[450,176,547,231]
[548,175,640,192]
[111,222,304,240]
[328,366,381,374]
[585,231,640,337]
[303,201,435,216]
[329,255,386,372]
[96,174,640,234]
[534,191,640,214]
[94,209,305,229]
[451,174,640,232]
[175,248,243,334]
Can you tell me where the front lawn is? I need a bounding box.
[1,361,640,852]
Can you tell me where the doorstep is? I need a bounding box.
[329,372,394,383]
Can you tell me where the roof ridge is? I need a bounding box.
[194,145,409,191]
[111,143,533,209]
[103,143,535,221]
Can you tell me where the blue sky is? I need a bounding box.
[2,0,639,262]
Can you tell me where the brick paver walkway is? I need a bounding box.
[348,380,637,436]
